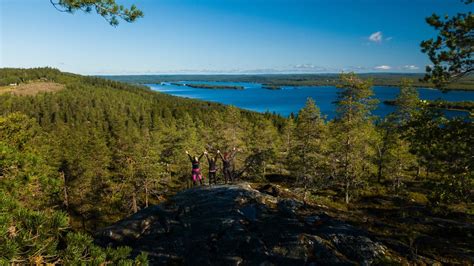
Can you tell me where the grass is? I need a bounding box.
[0,81,64,96]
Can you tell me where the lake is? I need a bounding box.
[147,81,474,119]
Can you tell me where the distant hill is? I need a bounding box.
[101,73,474,90]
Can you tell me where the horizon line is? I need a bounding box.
[94,71,425,76]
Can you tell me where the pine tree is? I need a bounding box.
[50,0,144,26]
[393,79,420,125]
[331,73,378,204]
[288,98,328,197]
[374,118,417,190]
[420,0,473,89]
[245,117,280,180]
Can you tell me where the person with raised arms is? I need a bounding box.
[186,150,205,186]
[217,147,239,184]
[204,151,219,185]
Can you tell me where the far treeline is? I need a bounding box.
[102,73,474,90]
[385,99,474,113]
[0,67,472,263]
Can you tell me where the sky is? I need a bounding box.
[0,0,470,75]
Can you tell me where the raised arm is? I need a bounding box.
[198,152,204,161]
[217,150,224,161]
[230,148,239,161]
[186,151,193,162]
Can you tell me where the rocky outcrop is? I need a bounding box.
[95,183,395,265]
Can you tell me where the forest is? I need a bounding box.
[0,67,472,264]
[384,99,474,113]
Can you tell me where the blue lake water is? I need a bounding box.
[148,81,474,119]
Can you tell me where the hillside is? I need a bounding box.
[0,68,472,264]
[0,81,64,96]
[0,68,286,230]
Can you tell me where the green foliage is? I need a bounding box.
[0,113,60,209]
[330,73,379,203]
[0,192,148,264]
[379,129,417,192]
[50,0,144,26]
[61,232,148,265]
[0,113,38,150]
[424,100,474,113]
[393,80,472,204]
[404,107,473,204]
[393,79,420,124]
[0,68,284,228]
[0,67,63,86]
[0,128,147,264]
[374,120,416,186]
[245,117,280,180]
[0,68,472,264]
[288,98,328,190]
[421,1,473,89]
[0,191,68,264]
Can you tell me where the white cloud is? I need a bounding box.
[374,65,392,70]
[291,64,332,72]
[369,31,383,43]
[402,65,419,70]
[293,64,317,69]
[385,37,393,41]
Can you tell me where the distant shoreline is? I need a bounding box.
[383,100,473,113]
[102,73,474,91]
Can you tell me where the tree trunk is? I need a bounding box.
[345,181,350,204]
[377,149,383,183]
[263,161,266,179]
[144,179,149,208]
[377,163,383,183]
[61,172,69,209]
[167,163,171,183]
[415,165,421,180]
[132,191,138,213]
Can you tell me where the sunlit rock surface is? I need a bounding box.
[96,183,392,265]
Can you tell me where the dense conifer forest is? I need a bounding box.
[0,68,472,263]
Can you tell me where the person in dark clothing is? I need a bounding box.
[204,151,219,185]
[186,150,204,186]
[217,147,238,184]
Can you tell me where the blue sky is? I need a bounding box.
[0,0,470,74]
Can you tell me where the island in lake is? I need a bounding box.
[170,82,244,90]
[262,85,282,90]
